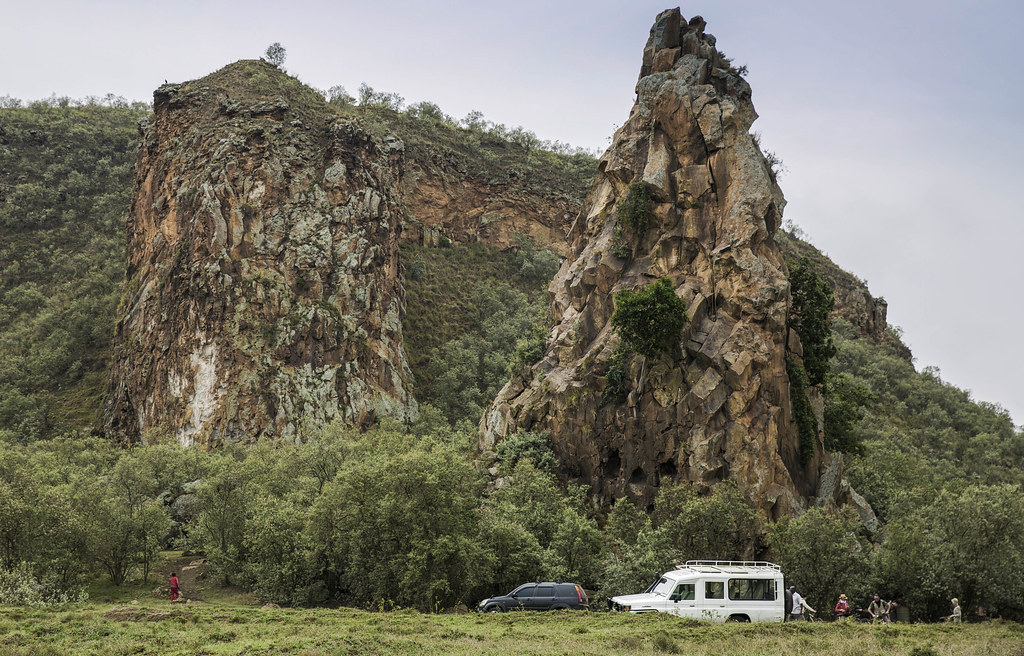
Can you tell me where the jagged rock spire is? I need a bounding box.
[481,9,823,517]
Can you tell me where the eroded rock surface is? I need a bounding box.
[401,164,578,255]
[105,60,416,445]
[482,10,829,517]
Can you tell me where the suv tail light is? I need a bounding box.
[575,585,588,605]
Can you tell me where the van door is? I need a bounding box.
[701,579,727,620]
[668,582,696,617]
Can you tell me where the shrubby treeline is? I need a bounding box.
[3,414,1022,619]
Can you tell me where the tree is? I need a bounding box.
[326,85,354,107]
[823,372,871,454]
[264,42,286,67]
[611,277,688,360]
[767,507,871,619]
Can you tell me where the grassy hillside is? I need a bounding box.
[401,240,558,426]
[0,97,148,441]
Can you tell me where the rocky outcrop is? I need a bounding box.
[481,10,830,518]
[777,230,892,345]
[105,60,416,445]
[401,165,578,255]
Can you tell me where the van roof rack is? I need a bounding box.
[678,560,781,572]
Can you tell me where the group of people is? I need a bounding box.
[788,587,962,623]
[787,588,896,623]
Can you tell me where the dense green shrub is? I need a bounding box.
[786,355,817,466]
[601,345,629,405]
[617,181,653,234]
[610,277,688,360]
[495,430,558,475]
[874,484,1024,621]
[787,256,837,386]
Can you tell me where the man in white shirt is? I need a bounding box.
[790,589,815,620]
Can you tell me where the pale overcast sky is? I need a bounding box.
[3,0,1022,423]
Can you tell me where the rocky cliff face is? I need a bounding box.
[401,164,578,255]
[481,10,831,518]
[105,60,416,445]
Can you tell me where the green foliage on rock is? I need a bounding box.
[617,181,653,234]
[786,355,817,466]
[611,277,688,360]
[601,345,629,406]
[787,256,837,386]
[495,429,558,475]
[823,372,871,455]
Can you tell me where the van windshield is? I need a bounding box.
[650,577,675,597]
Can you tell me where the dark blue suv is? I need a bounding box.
[477,582,589,612]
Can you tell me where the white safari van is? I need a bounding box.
[609,561,785,622]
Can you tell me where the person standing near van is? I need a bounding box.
[945,598,962,623]
[791,589,815,621]
[868,594,886,623]
[834,593,851,618]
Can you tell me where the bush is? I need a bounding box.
[496,430,558,475]
[787,257,836,386]
[767,507,871,619]
[617,181,653,234]
[786,355,817,466]
[0,562,87,607]
[601,346,628,405]
[611,277,688,359]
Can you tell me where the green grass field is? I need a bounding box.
[2,603,1022,656]
[3,553,1022,655]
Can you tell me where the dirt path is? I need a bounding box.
[153,552,209,601]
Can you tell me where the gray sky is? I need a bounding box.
[3,0,1022,424]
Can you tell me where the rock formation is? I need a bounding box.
[481,10,833,518]
[777,231,893,346]
[105,60,416,445]
[401,166,579,255]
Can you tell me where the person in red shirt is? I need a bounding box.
[169,573,180,602]
[834,593,851,618]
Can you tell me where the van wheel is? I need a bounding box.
[727,614,750,623]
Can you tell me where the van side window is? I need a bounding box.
[705,581,725,599]
[670,583,695,601]
[728,578,776,601]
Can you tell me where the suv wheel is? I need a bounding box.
[486,605,503,613]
